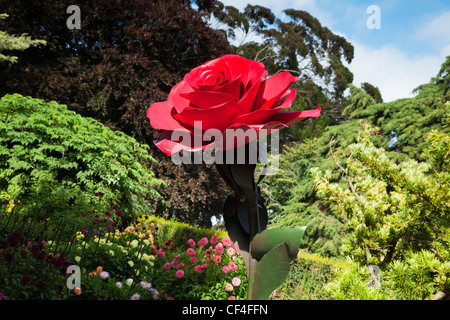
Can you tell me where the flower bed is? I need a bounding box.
[0,201,247,300]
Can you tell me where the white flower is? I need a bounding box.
[99,271,110,280]
[116,281,123,288]
[125,278,133,286]
[130,240,139,248]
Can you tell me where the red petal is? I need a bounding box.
[270,105,321,126]
[214,76,242,100]
[231,90,297,126]
[237,80,261,113]
[254,72,299,110]
[147,102,192,132]
[179,91,237,109]
[174,101,242,132]
[154,130,221,156]
[167,80,196,113]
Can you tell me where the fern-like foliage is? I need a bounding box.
[0,94,164,222]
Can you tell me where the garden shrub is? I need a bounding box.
[0,94,164,226]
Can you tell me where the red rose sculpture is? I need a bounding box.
[147,54,320,156]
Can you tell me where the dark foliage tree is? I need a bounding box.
[0,0,232,226]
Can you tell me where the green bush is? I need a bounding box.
[0,94,163,225]
[314,120,450,300]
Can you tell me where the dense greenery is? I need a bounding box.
[262,60,450,259]
[1,0,449,300]
[0,94,163,225]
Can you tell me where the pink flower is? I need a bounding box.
[225,283,233,292]
[198,237,208,247]
[228,262,238,272]
[226,247,235,256]
[232,277,241,286]
[190,256,198,263]
[194,265,204,274]
[210,234,218,245]
[157,249,165,259]
[222,266,230,274]
[188,239,196,247]
[213,255,221,264]
[215,243,224,255]
[186,248,196,256]
[130,293,140,300]
[222,238,232,247]
[228,296,236,300]
[175,270,184,278]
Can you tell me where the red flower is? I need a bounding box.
[21,275,30,286]
[147,54,320,156]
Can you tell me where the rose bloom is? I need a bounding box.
[198,237,208,247]
[228,296,236,300]
[232,277,241,287]
[210,234,218,245]
[225,283,233,292]
[222,238,232,247]
[99,271,110,280]
[190,256,198,263]
[228,261,238,272]
[175,270,184,278]
[186,248,196,256]
[222,266,230,274]
[215,243,224,255]
[147,54,320,156]
[193,265,204,274]
[74,287,82,296]
[213,255,221,264]
[163,262,171,270]
[226,247,235,256]
[188,239,196,247]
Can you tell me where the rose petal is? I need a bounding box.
[174,101,242,132]
[168,80,195,113]
[254,72,299,110]
[237,80,261,113]
[231,90,297,126]
[180,91,237,109]
[154,130,222,156]
[214,76,242,100]
[270,105,321,126]
[147,102,192,132]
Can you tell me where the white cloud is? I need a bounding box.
[416,11,450,47]
[348,41,446,102]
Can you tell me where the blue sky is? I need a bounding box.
[220,0,450,101]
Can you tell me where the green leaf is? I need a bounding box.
[250,226,306,261]
[248,243,291,300]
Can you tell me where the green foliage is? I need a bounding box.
[0,13,46,64]
[0,94,163,223]
[314,120,450,299]
[345,79,450,162]
[263,60,450,259]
